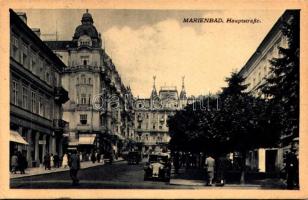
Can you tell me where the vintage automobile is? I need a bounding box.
[143,153,171,181]
[127,151,142,165]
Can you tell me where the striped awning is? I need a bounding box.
[10,130,28,145]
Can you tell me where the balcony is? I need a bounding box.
[54,86,69,104]
[53,119,68,132]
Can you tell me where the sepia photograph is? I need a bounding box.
[1,0,307,198]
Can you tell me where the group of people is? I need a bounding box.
[10,151,27,174]
[173,149,299,188]
[43,153,61,170]
[172,152,221,186]
[90,151,104,163]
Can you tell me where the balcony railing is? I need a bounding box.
[54,86,69,104]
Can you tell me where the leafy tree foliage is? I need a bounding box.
[261,10,299,140]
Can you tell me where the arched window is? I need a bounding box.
[81,74,86,84]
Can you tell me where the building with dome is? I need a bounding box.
[134,76,194,153]
[44,10,135,155]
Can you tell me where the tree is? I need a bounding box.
[261,11,299,140]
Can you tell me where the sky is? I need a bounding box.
[20,9,284,98]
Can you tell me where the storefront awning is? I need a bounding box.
[79,134,96,145]
[10,130,28,145]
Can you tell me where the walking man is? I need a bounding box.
[69,150,81,186]
[205,154,215,186]
[285,148,299,189]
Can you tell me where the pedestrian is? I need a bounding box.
[79,153,83,162]
[216,155,228,186]
[11,151,18,174]
[100,154,105,164]
[173,151,180,174]
[62,153,68,168]
[50,153,54,168]
[91,151,96,163]
[96,152,101,163]
[44,153,51,170]
[69,150,81,186]
[17,151,26,174]
[285,148,299,189]
[205,154,215,186]
[53,154,59,168]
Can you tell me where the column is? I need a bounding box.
[42,135,47,163]
[34,132,40,164]
[51,135,56,155]
[26,129,32,166]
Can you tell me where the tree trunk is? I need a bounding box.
[240,151,246,184]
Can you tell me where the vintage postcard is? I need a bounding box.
[0,0,307,199]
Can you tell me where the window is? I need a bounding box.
[80,56,89,66]
[77,77,79,84]
[31,91,36,113]
[81,93,87,104]
[22,86,28,109]
[138,122,141,129]
[80,114,87,124]
[88,78,91,84]
[11,35,19,60]
[46,72,50,84]
[258,72,261,83]
[12,81,18,105]
[88,94,91,104]
[264,65,267,74]
[153,124,156,130]
[81,75,86,84]
[38,96,44,116]
[29,51,37,73]
[20,43,28,66]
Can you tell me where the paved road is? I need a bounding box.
[10,160,193,189]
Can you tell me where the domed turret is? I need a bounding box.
[73,9,101,47]
[81,12,93,24]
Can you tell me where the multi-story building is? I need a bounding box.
[238,10,298,173]
[44,10,134,155]
[134,76,193,153]
[10,9,69,167]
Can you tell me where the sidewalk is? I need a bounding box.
[170,167,287,189]
[10,158,123,179]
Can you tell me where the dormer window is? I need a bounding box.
[80,55,89,66]
[78,35,92,47]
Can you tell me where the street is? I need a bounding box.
[10,160,190,189]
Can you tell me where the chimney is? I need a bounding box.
[16,12,27,24]
[32,28,41,38]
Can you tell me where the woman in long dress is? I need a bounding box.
[62,153,68,168]
[50,154,54,168]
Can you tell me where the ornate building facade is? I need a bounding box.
[238,10,298,173]
[134,77,192,153]
[44,11,134,154]
[10,9,69,167]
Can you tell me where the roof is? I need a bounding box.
[238,10,295,77]
[10,9,67,71]
[44,41,76,50]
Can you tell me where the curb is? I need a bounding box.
[10,159,124,180]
